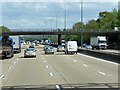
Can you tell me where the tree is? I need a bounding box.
[0,26,11,32]
[72,22,85,31]
[85,19,98,30]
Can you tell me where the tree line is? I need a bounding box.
[63,9,120,46]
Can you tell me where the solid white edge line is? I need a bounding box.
[78,53,118,65]
[56,85,61,90]
[0,75,5,79]
[49,73,54,76]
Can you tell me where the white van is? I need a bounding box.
[65,41,78,54]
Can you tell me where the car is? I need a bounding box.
[45,46,54,54]
[43,45,49,51]
[85,45,92,49]
[57,45,65,52]
[24,48,36,57]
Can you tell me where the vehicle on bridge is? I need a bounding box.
[65,41,78,54]
[0,36,14,58]
[90,36,107,50]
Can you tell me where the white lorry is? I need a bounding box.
[65,41,78,54]
[90,36,107,50]
[10,36,21,53]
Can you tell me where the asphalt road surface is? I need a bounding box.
[0,45,119,89]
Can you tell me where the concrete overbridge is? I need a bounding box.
[0,30,120,45]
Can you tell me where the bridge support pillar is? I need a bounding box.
[58,34,61,45]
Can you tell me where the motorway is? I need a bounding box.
[0,44,119,89]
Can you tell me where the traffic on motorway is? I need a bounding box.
[0,35,119,90]
[0,1,120,90]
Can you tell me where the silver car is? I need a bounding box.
[57,45,65,52]
[45,46,54,54]
[24,48,36,57]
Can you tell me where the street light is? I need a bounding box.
[64,2,67,31]
[80,1,83,48]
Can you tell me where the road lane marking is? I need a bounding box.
[56,85,61,90]
[67,56,69,58]
[73,60,77,62]
[0,75,5,79]
[98,71,106,75]
[78,53,118,65]
[44,61,46,63]
[9,67,12,69]
[17,58,19,61]
[49,73,54,77]
[45,65,49,68]
[83,64,88,67]
[42,58,44,59]
[14,61,16,64]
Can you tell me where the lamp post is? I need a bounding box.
[64,2,67,31]
[80,1,83,48]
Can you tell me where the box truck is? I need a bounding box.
[0,36,14,58]
[10,36,21,53]
[90,36,107,50]
[65,41,78,54]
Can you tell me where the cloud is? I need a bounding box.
[1,1,118,30]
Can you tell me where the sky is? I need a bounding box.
[0,0,119,31]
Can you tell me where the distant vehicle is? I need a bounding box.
[35,41,40,46]
[45,39,52,45]
[45,46,54,54]
[0,36,14,58]
[90,36,107,50]
[65,41,78,54]
[24,48,36,57]
[29,45,35,48]
[43,45,49,51]
[85,45,92,49]
[10,36,21,53]
[57,45,65,52]
[31,42,35,47]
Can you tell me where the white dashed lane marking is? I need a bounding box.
[73,60,77,62]
[83,64,88,67]
[98,71,106,75]
[0,75,5,79]
[56,85,61,90]
[67,57,70,59]
[9,67,12,70]
[45,65,49,68]
[49,73,54,77]
[44,61,46,63]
